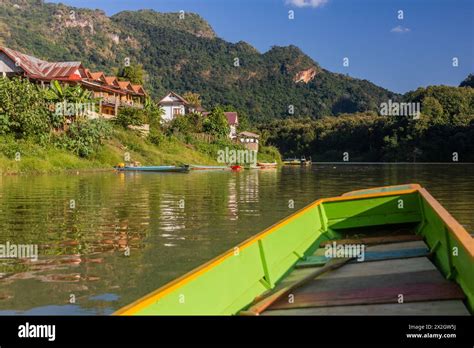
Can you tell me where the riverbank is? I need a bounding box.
[0,128,280,175]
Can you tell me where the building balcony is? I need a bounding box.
[100,97,144,109]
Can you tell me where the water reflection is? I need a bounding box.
[0,164,472,314]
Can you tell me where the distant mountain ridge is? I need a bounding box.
[0,0,398,122]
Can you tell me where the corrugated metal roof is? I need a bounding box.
[239,131,259,138]
[1,46,82,79]
[1,47,45,76]
[0,46,147,96]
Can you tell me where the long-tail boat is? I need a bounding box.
[115,184,473,316]
[189,165,242,171]
[283,158,301,165]
[283,157,312,166]
[115,165,190,173]
[257,162,278,169]
[189,165,229,171]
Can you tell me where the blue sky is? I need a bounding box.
[47,0,474,93]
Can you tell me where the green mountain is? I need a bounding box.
[460,74,474,88]
[0,0,398,122]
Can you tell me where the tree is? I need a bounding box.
[0,77,51,137]
[459,74,474,88]
[44,80,94,103]
[169,115,192,135]
[183,92,202,109]
[115,107,146,128]
[61,118,112,157]
[421,96,444,123]
[43,80,97,128]
[116,64,145,85]
[203,107,230,138]
[144,97,164,127]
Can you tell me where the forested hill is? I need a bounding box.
[0,0,397,122]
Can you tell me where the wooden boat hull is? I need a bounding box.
[257,162,278,169]
[116,165,190,173]
[189,165,229,171]
[115,184,474,315]
[283,160,311,166]
[283,160,301,165]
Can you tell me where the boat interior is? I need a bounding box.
[254,224,471,315]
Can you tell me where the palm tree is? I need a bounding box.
[44,80,94,104]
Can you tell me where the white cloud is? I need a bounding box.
[286,0,328,8]
[391,25,411,33]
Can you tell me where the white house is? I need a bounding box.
[158,92,190,122]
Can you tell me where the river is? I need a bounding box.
[0,164,472,314]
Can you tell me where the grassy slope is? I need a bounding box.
[0,129,280,175]
[0,130,215,175]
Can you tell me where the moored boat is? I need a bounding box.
[283,158,301,165]
[257,162,278,169]
[189,165,243,171]
[189,165,229,171]
[230,165,243,171]
[115,184,474,315]
[115,165,190,173]
[243,164,260,170]
[283,157,312,166]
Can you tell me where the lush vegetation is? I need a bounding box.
[0,77,109,154]
[116,64,145,85]
[164,106,279,163]
[0,129,221,175]
[0,78,278,174]
[261,86,474,162]
[0,0,396,122]
[0,77,52,137]
[1,0,471,165]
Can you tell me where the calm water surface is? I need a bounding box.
[0,164,472,314]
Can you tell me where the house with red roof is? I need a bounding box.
[224,112,239,139]
[0,46,146,118]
